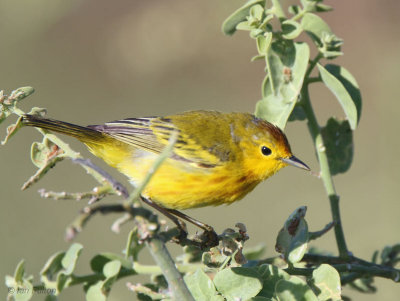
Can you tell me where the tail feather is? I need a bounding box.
[22,114,103,142]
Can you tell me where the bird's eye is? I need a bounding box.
[261,146,272,156]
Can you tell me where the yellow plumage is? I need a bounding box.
[22,111,309,210]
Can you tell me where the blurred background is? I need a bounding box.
[1,0,399,299]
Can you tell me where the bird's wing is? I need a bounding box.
[88,117,164,154]
[87,114,227,167]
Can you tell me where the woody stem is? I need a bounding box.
[301,71,349,259]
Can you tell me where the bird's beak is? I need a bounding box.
[280,155,310,171]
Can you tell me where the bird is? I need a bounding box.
[22,110,309,245]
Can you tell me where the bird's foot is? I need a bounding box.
[197,229,220,249]
[171,228,188,245]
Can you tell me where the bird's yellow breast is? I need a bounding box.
[115,150,261,210]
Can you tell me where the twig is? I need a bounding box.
[301,54,349,258]
[127,283,167,299]
[38,186,111,202]
[145,236,195,301]
[308,221,335,240]
[21,156,64,190]
[65,204,131,241]
[285,264,400,282]
[72,158,129,198]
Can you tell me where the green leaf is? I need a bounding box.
[256,264,290,298]
[348,277,376,293]
[6,260,34,301]
[321,117,353,175]
[312,264,341,301]
[318,63,359,129]
[256,42,310,129]
[86,281,107,301]
[91,253,134,273]
[86,260,122,301]
[301,13,332,46]
[125,228,144,261]
[103,260,121,278]
[222,0,265,35]
[4,86,35,105]
[282,20,302,40]
[250,4,264,20]
[275,206,308,264]
[0,109,10,125]
[30,138,60,168]
[256,32,272,55]
[288,104,306,121]
[1,116,23,145]
[61,243,83,275]
[213,267,262,301]
[103,260,121,291]
[315,4,333,12]
[325,64,362,123]
[14,259,26,283]
[275,277,318,301]
[288,5,301,15]
[57,273,71,293]
[12,86,35,102]
[380,244,400,265]
[39,246,82,295]
[10,281,34,301]
[237,21,255,31]
[184,269,217,301]
[250,28,264,38]
[44,295,58,301]
[27,107,47,116]
[251,54,266,62]
[202,247,228,268]
[177,245,203,264]
[40,251,66,290]
[323,50,343,59]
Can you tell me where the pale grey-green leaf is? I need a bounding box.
[321,118,353,175]
[275,277,318,301]
[282,20,302,40]
[222,0,265,35]
[103,260,121,278]
[257,264,290,298]
[61,243,83,275]
[86,282,107,301]
[318,63,358,129]
[14,260,26,283]
[301,13,332,45]
[213,267,262,301]
[256,42,309,129]
[184,269,217,301]
[325,64,362,123]
[312,264,341,301]
[275,207,308,264]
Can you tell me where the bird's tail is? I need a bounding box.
[22,114,104,143]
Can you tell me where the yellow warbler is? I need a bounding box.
[22,111,309,238]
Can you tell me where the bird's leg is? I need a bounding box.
[166,209,213,232]
[140,196,188,242]
[140,196,219,248]
[166,209,220,248]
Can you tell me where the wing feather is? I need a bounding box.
[88,116,223,167]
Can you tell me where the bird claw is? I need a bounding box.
[171,228,219,249]
[171,228,188,244]
[198,229,220,249]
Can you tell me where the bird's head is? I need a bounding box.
[238,117,310,181]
